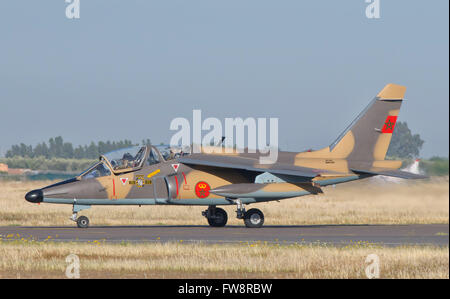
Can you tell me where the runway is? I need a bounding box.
[0,224,448,246]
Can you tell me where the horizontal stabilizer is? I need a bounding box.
[351,167,428,179]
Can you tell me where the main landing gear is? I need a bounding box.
[202,206,228,227]
[202,200,265,228]
[243,208,264,228]
[70,204,91,228]
[235,199,265,228]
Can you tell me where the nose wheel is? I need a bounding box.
[70,204,91,228]
[76,216,90,228]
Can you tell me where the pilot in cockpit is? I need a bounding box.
[121,152,134,168]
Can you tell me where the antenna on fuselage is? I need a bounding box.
[216,136,226,146]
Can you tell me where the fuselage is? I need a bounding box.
[26,147,364,207]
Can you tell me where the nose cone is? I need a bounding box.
[25,189,43,203]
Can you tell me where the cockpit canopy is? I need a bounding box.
[78,145,191,180]
[80,162,111,180]
[103,146,147,172]
[154,144,187,161]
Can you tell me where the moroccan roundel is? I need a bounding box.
[195,181,210,198]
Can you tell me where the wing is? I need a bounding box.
[178,153,346,180]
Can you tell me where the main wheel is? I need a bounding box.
[77,216,89,228]
[207,208,228,227]
[244,208,264,228]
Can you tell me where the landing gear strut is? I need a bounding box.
[234,199,264,228]
[71,204,91,228]
[235,199,246,219]
[203,206,228,227]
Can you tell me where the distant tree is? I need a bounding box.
[74,145,85,159]
[86,141,99,159]
[4,137,143,159]
[34,142,49,158]
[386,121,424,158]
[62,142,74,158]
[5,144,33,158]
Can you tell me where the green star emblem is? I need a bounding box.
[384,119,394,130]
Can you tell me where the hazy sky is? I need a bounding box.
[0,1,448,158]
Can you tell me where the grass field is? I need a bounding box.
[0,177,448,227]
[0,178,448,279]
[0,240,448,279]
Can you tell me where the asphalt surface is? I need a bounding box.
[0,224,448,246]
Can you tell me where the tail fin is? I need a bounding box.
[298,84,405,162]
[330,83,405,161]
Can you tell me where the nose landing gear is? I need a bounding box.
[70,204,91,228]
[76,216,90,228]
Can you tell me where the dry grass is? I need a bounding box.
[0,178,448,226]
[0,178,448,279]
[0,240,447,279]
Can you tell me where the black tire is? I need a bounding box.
[77,216,89,228]
[244,208,264,228]
[207,208,228,227]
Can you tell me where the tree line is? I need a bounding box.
[5,137,152,160]
[4,122,424,159]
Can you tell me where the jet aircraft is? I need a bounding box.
[25,84,427,228]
